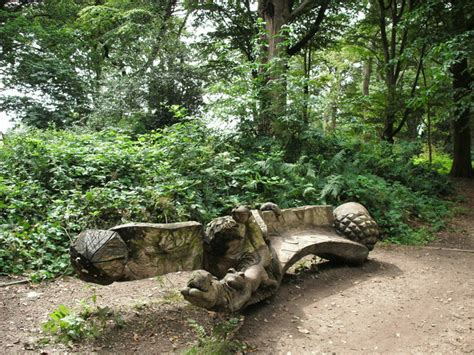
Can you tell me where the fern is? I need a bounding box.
[320,174,345,203]
[320,150,346,175]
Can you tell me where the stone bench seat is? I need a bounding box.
[258,205,369,274]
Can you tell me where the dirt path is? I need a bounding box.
[1,179,473,354]
[240,246,473,354]
[429,178,474,250]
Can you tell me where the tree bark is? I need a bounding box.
[302,44,312,124]
[257,0,290,135]
[362,58,372,96]
[256,0,329,136]
[377,0,415,143]
[449,57,473,177]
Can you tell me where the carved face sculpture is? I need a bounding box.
[231,206,251,224]
[181,270,222,309]
[205,216,246,257]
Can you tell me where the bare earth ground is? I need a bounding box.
[1,178,473,354]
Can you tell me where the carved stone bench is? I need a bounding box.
[70,202,379,312]
[259,205,369,276]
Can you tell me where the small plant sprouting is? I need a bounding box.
[41,293,124,344]
[184,317,246,355]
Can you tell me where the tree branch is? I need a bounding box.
[289,0,318,22]
[287,0,329,56]
[394,25,408,80]
[395,0,405,21]
[378,0,390,65]
[393,43,427,136]
[177,9,191,37]
[138,0,177,73]
[389,2,398,65]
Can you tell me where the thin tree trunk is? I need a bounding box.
[362,58,372,96]
[378,0,414,143]
[421,64,432,164]
[303,45,312,125]
[392,43,427,137]
[382,83,397,142]
[427,105,432,164]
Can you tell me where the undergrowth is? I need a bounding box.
[0,122,452,279]
[40,293,124,344]
[184,317,245,355]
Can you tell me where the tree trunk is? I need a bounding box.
[382,82,397,142]
[377,0,415,143]
[302,45,312,125]
[362,58,372,96]
[257,0,290,136]
[449,58,473,178]
[254,0,329,136]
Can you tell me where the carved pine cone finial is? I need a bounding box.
[334,202,380,251]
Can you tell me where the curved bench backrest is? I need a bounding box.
[259,205,334,237]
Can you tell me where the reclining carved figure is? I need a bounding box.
[70,202,379,312]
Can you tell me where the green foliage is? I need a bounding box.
[0,124,452,278]
[41,293,124,344]
[313,138,452,244]
[413,146,455,175]
[0,0,467,283]
[0,0,203,131]
[184,317,245,355]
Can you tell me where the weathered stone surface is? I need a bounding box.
[181,205,368,312]
[70,230,128,285]
[183,208,281,312]
[71,202,379,313]
[110,222,204,279]
[261,205,334,236]
[271,229,369,273]
[71,222,204,284]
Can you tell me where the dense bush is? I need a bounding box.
[0,123,452,279]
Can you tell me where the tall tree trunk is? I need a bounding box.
[377,0,415,143]
[449,57,473,177]
[362,58,372,96]
[302,45,312,125]
[421,64,433,163]
[257,0,290,136]
[361,57,372,121]
[254,0,329,136]
[382,82,397,142]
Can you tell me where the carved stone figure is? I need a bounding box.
[71,202,380,312]
[184,207,281,311]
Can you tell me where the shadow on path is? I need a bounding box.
[239,258,402,345]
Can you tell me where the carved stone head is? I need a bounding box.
[231,205,251,224]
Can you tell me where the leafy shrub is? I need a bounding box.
[184,317,245,355]
[0,123,452,278]
[41,294,124,344]
[412,145,473,176]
